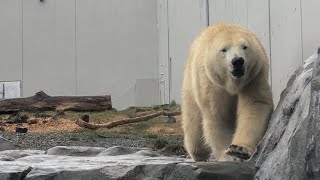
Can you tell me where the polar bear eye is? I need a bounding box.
[242,45,248,50]
[220,48,227,53]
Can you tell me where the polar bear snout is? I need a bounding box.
[231,57,244,67]
[231,57,245,78]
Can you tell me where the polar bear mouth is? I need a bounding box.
[231,69,245,79]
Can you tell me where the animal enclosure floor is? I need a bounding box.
[0,105,186,157]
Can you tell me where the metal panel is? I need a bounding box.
[246,0,271,69]
[0,0,22,81]
[209,0,248,27]
[0,83,3,98]
[76,0,158,110]
[301,0,320,59]
[0,81,21,99]
[168,0,205,103]
[135,79,160,107]
[23,0,76,96]
[270,0,302,105]
[157,0,170,105]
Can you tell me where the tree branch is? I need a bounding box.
[75,110,181,130]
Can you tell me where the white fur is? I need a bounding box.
[181,23,274,162]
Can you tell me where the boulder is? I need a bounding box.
[0,150,45,160]
[0,136,16,151]
[254,51,320,179]
[80,114,90,123]
[46,146,106,156]
[0,146,253,180]
[27,119,38,125]
[15,127,28,133]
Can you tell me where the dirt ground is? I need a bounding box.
[0,105,186,156]
[0,106,183,135]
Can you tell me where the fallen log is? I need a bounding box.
[75,110,181,130]
[0,91,112,114]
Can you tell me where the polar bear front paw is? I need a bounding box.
[225,144,253,160]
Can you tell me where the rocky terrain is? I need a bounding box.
[0,132,147,151]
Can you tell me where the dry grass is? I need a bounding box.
[0,104,186,156]
[0,105,183,136]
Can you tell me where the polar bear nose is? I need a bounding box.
[231,57,244,67]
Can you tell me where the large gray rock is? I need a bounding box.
[46,146,106,156]
[0,136,16,151]
[254,51,320,179]
[0,146,253,180]
[0,150,45,160]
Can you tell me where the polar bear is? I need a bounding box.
[181,23,274,162]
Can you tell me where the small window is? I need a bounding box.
[0,81,21,99]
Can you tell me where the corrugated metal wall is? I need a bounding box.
[1,0,320,109]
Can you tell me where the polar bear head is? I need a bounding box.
[204,28,268,93]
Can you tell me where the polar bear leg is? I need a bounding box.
[202,114,235,161]
[182,93,211,162]
[229,79,273,160]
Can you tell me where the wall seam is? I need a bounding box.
[21,0,24,97]
[206,0,209,26]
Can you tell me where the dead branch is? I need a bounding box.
[75,110,181,130]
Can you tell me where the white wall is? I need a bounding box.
[157,0,170,105]
[23,0,77,96]
[301,0,320,59]
[0,0,22,82]
[163,0,320,106]
[0,0,159,110]
[1,0,320,109]
[167,0,207,103]
[76,0,159,109]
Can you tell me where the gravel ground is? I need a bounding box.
[0,132,148,151]
[0,132,184,154]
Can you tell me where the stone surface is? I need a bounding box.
[0,136,16,151]
[253,52,320,179]
[27,119,38,125]
[80,114,90,123]
[197,161,254,180]
[0,146,253,180]
[46,146,106,156]
[15,127,28,133]
[166,116,176,123]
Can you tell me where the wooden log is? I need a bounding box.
[75,110,181,130]
[0,91,112,114]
